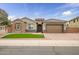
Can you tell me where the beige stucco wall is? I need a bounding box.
[65,18,79,28]
[22,19,37,31]
[64,21,69,30]
[68,21,79,28]
[26,22,36,31]
[43,23,46,31]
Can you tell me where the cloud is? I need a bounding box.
[62,11,72,16]
[8,16,26,21]
[8,16,17,21]
[51,3,79,20]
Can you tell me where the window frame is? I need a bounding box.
[15,23,21,31]
[28,23,34,30]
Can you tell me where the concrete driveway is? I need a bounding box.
[44,33,79,40]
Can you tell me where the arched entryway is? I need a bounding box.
[36,23,43,32]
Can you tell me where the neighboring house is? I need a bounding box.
[9,17,66,33]
[65,16,79,33]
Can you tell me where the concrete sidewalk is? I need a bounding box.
[0,39,79,46]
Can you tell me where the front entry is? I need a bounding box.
[37,24,43,32]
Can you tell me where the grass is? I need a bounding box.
[2,34,44,38]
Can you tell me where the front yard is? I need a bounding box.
[2,34,44,38]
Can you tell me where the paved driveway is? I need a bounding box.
[44,33,79,40]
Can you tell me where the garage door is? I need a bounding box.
[46,24,63,33]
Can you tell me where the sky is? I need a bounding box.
[0,3,79,21]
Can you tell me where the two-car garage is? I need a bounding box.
[46,24,63,33]
[44,19,65,33]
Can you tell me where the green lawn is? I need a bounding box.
[2,34,44,38]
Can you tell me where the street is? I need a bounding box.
[0,46,79,55]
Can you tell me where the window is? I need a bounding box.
[16,23,21,30]
[28,24,34,30]
[29,27,33,29]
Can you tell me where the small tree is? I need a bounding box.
[0,9,11,27]
[1,20,11,26]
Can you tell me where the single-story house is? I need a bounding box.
[8,17,66,33]
[1,16,79,33]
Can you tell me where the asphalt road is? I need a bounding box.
[0,46,79,55]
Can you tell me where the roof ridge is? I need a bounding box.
[21,17,32,20]
[69,16,79,21]
[46,18,66,21]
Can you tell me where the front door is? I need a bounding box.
[37,24,42,32]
